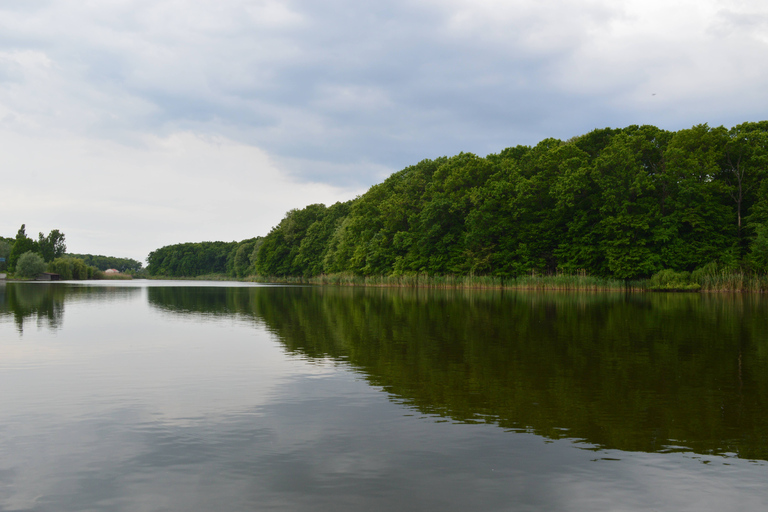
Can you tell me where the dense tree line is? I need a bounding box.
[146,241,238,277]
[67,254,143,272]
[1,225,133,279]
[2,225,67,273]
[145,122,768,280]
[252,122,768,280]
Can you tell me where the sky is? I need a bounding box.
[2,0,768,262]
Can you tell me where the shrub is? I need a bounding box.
[16,251,47,278]
[48,257,103,280]
[48,257,74,279]
[649,269,701,291]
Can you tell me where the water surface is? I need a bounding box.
[1,282,766,511]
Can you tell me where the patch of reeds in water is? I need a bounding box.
[247,272,641,291]
[101,273,134,280]
[694,269,768,292]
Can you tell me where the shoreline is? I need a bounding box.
[140,272,766,292]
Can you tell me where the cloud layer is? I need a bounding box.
[2,0,767,259]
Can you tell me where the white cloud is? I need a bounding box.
[0,130,362,261]
[2,0,768,258]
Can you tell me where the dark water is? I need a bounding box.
[1,281,766,511]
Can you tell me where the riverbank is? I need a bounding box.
[242,273,644,291]
[142,269,768,292]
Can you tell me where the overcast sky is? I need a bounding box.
[2,0,767,262]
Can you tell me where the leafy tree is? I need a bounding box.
[146,120,768,281]
[8,225,38,271]
[68,254,143,272]
[47,256,100,280]
[591,128,667,278]
[38,229,67,262]
[662,125,732,270]
[147,241,236,277]
[16,251,47,278]
[720,122,768,252]
[227,238,262,277]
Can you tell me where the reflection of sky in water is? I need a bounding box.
[0,283,766,512]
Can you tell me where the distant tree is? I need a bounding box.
[228,238,260,277]
[16,251,47,278]
[67,253,142,272]
[47,256,100,280]
[38,229,67,262]
[48,257,74,280]
[8,225,38,271]
[147,241,236,276]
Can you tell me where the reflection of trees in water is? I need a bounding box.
[147,286,768,461]
[1,283,66,334]
[0,283,141,334]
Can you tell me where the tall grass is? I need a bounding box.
[693,268,768,292]
[247,272,642,291]
[154,268,768,292]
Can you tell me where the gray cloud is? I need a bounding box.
[2,0,768,256]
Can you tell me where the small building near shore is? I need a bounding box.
[37,273,61,281]
[105,269,120,274]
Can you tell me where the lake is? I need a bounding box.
[1,281,766,511]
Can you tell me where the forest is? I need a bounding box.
[147,122,768,283]
[1,225,142,279]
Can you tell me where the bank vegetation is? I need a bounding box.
[146,122,768,291]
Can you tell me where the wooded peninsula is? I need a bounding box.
[147,122,768,290]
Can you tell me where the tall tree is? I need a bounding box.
[592,128,665,279]
[721,122,768,247]
[8,224,38,271]
[662,125,733,269]
[38,229,67,262]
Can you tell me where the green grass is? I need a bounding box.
[151,269,768,293]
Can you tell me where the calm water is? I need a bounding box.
[1,281,766,511]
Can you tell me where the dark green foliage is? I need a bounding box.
[256,202,352,277]
[147,121,768,281]
[38,229,66,262]
[147,241,237,277]
[227,239,257,277]
[649,269,701,291]
[6,225,68,271]
[8,225,38,271]
[16,251,47,278]
[48,257,101,280]
[67,253,143,272]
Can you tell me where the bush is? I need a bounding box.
[48,256,103,280]
[16,251,47,278]
[48,257,74,279]
[649,269,701,291]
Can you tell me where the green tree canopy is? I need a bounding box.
[8,225,38,271]
[38,229,67,262]
[146,120,768,281]
[16,251,47,278]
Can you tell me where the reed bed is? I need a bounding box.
[169,269,768,293]
[247,273,643,291]
[101,273,134,280]
[695,270,768,292]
